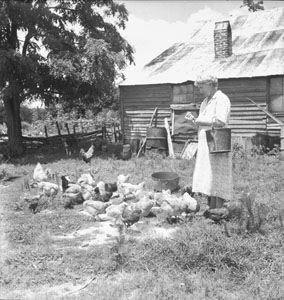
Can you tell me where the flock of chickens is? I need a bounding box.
[23,162,201,227]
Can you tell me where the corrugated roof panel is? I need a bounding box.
[121,7,284,86]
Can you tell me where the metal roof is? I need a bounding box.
[121,7,284,85]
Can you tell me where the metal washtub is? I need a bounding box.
[151,171,180,192]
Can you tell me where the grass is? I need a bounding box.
[1,148,284,299]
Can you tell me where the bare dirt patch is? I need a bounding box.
[0,178,181,300]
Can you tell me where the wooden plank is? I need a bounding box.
[125,110,170,114]
[231,112,265,117]
[229,120,266,125]
[230,116,266,120]
[246,97,283,125]
[122,95,172,101]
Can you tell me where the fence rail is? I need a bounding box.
[0,121,122,154]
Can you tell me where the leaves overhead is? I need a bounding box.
[242,0,264,12]
[0,0,134,112]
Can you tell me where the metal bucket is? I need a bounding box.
[146,127,168,150]
[206,128,231,153]
[151,171,180,192]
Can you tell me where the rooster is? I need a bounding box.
[79,144,95,164]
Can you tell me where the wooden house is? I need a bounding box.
[119,7,284,152]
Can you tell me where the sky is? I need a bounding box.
[117,0,284,77]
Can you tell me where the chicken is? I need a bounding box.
[33,162,52,182]
[83,200,110,216]
[117,174,130,185]
[81,188,94,201]
[62,192,84,209]
[79,144,95,164]
[105,202,128,222]
[77,173,96,186]
[36,181,59,198]
[203,208,230,223]
[117,182,145,198]
[180,185,194,197]
[24,193,44,214]
[61,175,76,193]
[64,183,82,194]
[182,192,200,213]
[122,206,142,227]
[94,181,117,202]
[152,190,199,221]
[131,196,155,217]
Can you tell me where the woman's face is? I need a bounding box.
[197,83,214,97]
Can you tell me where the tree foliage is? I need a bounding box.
[242,0,264,12]
[0,0,134,155]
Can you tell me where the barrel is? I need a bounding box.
[121,144,131,159]
[146,127,168,150]
[206,128,231,153]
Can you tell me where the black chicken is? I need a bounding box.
[180,185,194,197]
[61,175,75,193]
[203,208,230,223]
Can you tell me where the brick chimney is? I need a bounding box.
[214,20,232,59]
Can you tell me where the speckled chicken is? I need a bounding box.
[24,193,44,214]
[94,181,117,202]
[79,144,95,164]
[122,205,142,227]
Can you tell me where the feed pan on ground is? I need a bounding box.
[151,171,180,192]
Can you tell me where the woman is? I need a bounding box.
[187,73,232,209]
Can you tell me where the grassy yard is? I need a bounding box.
[1,148,284,300]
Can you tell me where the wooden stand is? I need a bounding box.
[137,107,158,157]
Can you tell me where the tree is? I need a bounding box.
[242,0,264,12]
[0,0,134,156]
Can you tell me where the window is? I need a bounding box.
[270,77,284,114]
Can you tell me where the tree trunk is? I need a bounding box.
[4,90,24,156]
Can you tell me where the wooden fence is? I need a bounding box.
[0,121,122,155]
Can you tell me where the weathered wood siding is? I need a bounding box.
[120,84,172,143]
[193,77,268,136]
[267,76,284,136]
[219,78,268,136]
[120,77,284,148]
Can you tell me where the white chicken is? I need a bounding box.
[103,202,128,223]
[151,190,199,220]
[182,192,200,213]
[77,173,96,187]
[83,200,110,216]
[36,181,59,198]
[79,144,95,164]
[117,174,130,185]
[64,183,82,194]
[117,182,145,198]
[33,162,52,182]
